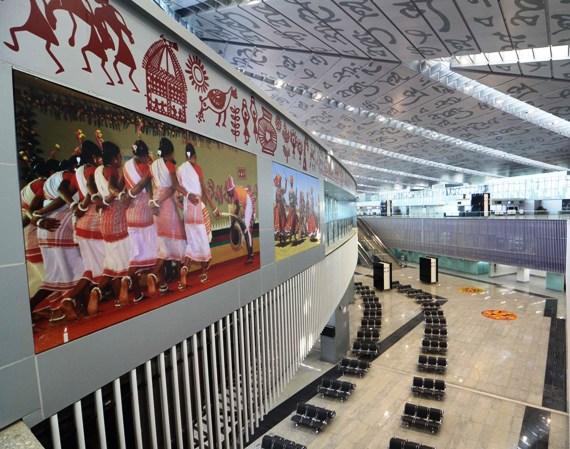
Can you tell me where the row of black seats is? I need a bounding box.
[352,339,379,358]
[261,435,306,449]
[415,294,434,303]
[425,317,446,327]
[357,328,380,340]
[422,303,441,311]
[361,317,381,328]
[406,289,423,297]
[389,437,435,449]
[338,358,370,377]
[424,309,444,317]
[411,376,446,400]
[362,295,380,303]
[425,327,447,340]
[291,403,335,433]
[401,402,443,434]
[397,284,412,292]
[417,355,447,373]
[363,309,382,318]
[317,378,355,401]
[364,302,382,310]
[421,339,448,355]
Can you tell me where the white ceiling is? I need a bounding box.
[169,0,570,190]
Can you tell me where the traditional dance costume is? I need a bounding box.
[94,166,130,277]
[72,165,105,283]
[123,158,157,270]
[20,178,45,295]
[234,186,254,251]
[177,161,211,263]
[150,158,185,261]
[37,172,84,291]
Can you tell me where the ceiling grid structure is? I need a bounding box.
[163,0,570,189]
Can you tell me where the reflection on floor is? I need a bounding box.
[247,266,568,449]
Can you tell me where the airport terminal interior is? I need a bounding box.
[0,1,569,449]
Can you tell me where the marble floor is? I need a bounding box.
[247,266,568,449]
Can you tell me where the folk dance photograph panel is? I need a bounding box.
[272,162,321,261]
[14,71,260,353]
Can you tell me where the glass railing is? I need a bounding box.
[357,210,570,219]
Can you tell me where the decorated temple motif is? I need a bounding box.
[142,35,187,122]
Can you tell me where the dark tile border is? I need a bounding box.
[244,309,426,445]
[517,406,550,449]
[542,317,567,412]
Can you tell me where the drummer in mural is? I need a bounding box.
[177,143,220,288]
[225,176,254,264]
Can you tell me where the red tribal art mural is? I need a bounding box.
[196,86,238,127]
[185,54,209,93]
[4,0,138,91]
[257,106,277,156]
[142,35,187,123]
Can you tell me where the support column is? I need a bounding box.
[320,281,352,363]
[516,267,530,283]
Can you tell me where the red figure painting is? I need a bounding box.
[45,0,93,47]
[241,98,250,145]
[196,86,238,127]
[93,0,138,92]
[4,0,64,74]
[79,2,116,86]
[142,36,187,122]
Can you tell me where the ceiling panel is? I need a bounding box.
[174,0,570,190]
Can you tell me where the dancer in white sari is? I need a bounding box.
[176,143,219,287]
[123,140,157,298]
[34,160,84,320]
[150,138,186,292]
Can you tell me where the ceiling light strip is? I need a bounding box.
[341,159,442,182]
[317,133,502,178]
[451,45,570,67]
[418,59,570,141]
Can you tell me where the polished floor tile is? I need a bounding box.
[247,266,568,449]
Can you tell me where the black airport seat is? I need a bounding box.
[401,402,443,433]
[424,317,447,327]
[352,339,379,358]
[397,284,412,292]
[262,435,307,449]
[421,339,448,355]
[424,327,447,341]
[411,376,446,400]
[391,281,400,288]
[291,403,335,433]
[406,289,423,298]
[362,296,380,303]
[318,378,355,401]
[357,328,380,340]
[424,309,444,318]
[363,309,382,318]
[364,302,382,310]
[417,355,447,373]
[389,438,435,449]
[361,317,382,328]
[338,358,369,377]
[422,303,441,310]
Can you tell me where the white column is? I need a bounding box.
[516,267,530,282]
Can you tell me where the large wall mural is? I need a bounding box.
[0,0,355,192]
[15,71,260,353]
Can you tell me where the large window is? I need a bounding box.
[324,181,356,249]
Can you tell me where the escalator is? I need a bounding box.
[357,218,402,268]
